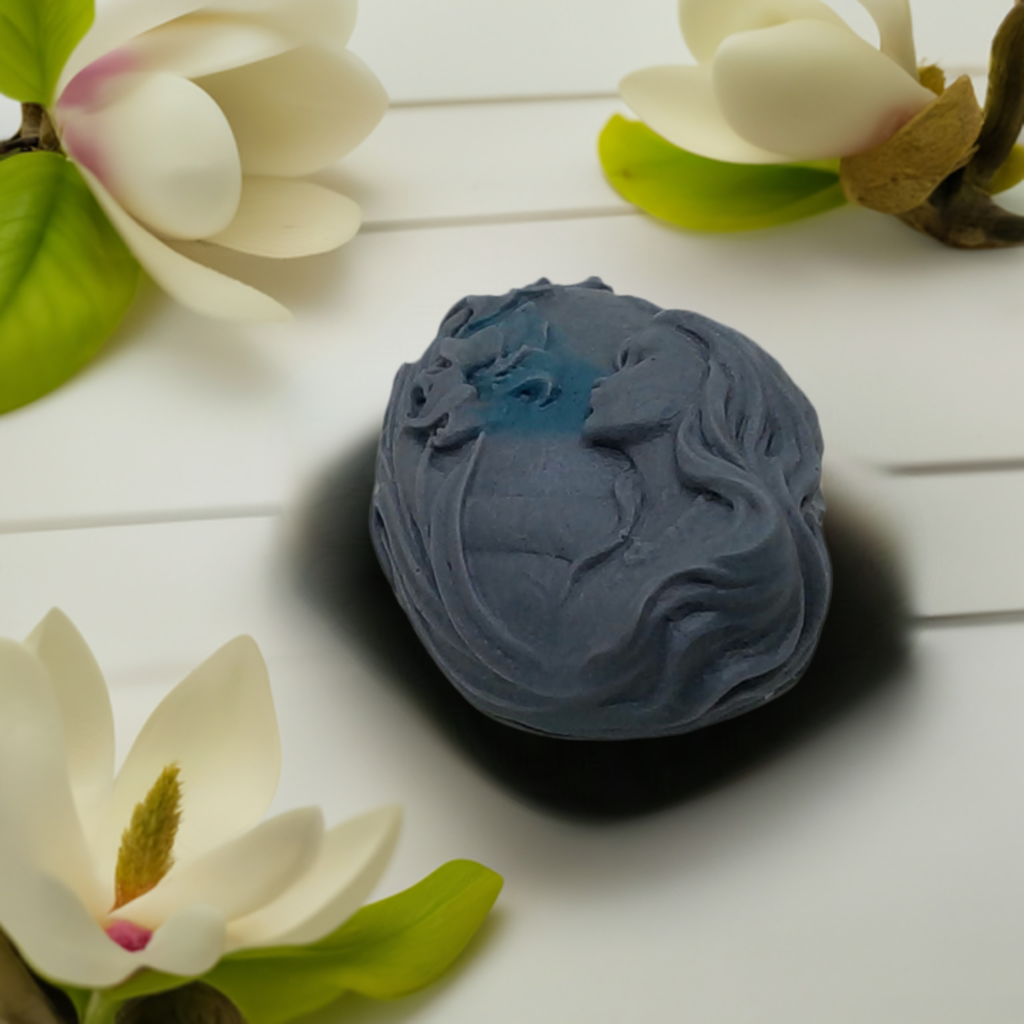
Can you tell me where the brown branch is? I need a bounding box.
[898,174,1024,248]
[890,2,1024,247]
[0,104,62,162]
[967,0,1024,187]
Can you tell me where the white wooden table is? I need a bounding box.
[1,2,1023,1020]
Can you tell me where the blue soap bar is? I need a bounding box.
[371,279,831,740]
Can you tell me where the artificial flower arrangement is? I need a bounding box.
[0,0,387,414]
[0,610,501,1024]
[601,0,1024,246]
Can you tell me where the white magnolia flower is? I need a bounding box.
[53,0,387,322]
[0,610,401,987]
[620,0,936,164]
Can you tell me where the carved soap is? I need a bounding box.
[371,279,831,740]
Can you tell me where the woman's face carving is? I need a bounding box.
[584,325,706,446]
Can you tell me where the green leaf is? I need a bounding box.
[989,143,1024,194]
[203,860,503,1024]
[0,0,94,104]
[599,114,847,232]
[0,151,139,414]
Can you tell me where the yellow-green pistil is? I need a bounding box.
[113,764,183,911]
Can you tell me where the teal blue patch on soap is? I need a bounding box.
[467,316,602,436]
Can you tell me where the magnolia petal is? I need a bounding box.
[59,0,208,95]
[125,13,292,79]
[856,0,917,75]
[0,641,105,916]
[137,904,227,978]
[77,166,292,322]
[114,808,324,930]
[98,636,283,880]
[227,805,402,949]
[208,0,359,49]
[677,0,847,64]
[620,65,789,163]
[205,177,361,257]
[713,19,934,159]
[1,874,135,988]
[196,46,388,177]
[22,611,115,830]
[64,71,242,240]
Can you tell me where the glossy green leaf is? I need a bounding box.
[0,0,94,103]
[0,152,139,414]
[204,860,503,1024]
[989,143,1024,194]
[599,114,847,232]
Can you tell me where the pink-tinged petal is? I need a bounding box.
[713,19,934,159]
[96,637,283,881]
[125,13,291,79]
[77,165,292,322]
[207,0,359,49]
[228,806,401,949]
[114,808,324,930]
[856,0,918,75]
[1,874,136,988]
[620,65,789,163]
[205,177,361,257]
[59,0,209,96]
[58,50,140,110]
[22,611,115,831]
[0,641,105,917]
[678,0,846,64]
[136,904,227,978]
[63,71,242,240]
[196,46,388,177]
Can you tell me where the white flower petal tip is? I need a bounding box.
[634,0,932,164]
[713,20,933,159]
[0,615,402,993]
[57,0,383,320]
[108,634,282,868]
[196,47,389,177]
[117,808,325,930]
[78,166,293,323]
[678,0,847,64]
[22,610,115,822]
[620,65,789,163]
[856,0,918,75]
[229,804,403,949]
[206,178,362,258]
[140,904,227,978]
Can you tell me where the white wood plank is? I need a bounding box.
[350,0,1003,103]
[0,518,1019,1024]
[885,469,1024,620]
[7,211,1024,525]
[319,97,629,228]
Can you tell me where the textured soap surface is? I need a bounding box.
[371,279,831,740]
